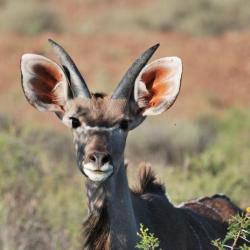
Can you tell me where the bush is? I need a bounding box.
[140,0,250,35]
[212,208,250,249]
[161,109,250,208]
[0,0,62,35]
[136,224,160,250]
[0,116,85,249]
[127,116,217,166]
[93,0,250,35]
[0,108,249,248]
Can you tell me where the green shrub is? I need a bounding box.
[0,0,62,35]
[212,208,250,249]
[83,0,250,35]
[161,109,250,208]
[136,224,160,250]
[0,107,249,248]
[138,0,250,35]
[0,116,85,249]
[127,116,217,166]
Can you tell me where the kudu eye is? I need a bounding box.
[119,119,129,130]
[69,117,81,129]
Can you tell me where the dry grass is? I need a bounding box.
[1,108,249,249]
[0,0,62,35]
[0,0,250,248]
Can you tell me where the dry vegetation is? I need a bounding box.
[0,0,250,249]
[0,109,249,249]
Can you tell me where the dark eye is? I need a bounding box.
[120,119,129,130]
[69,117,81,129]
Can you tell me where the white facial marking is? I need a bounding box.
[62,116,120,132]
[83,162,113,182]
[82,124,119,132]
[62,116,73,127]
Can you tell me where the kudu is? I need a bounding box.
[21,40,243,249]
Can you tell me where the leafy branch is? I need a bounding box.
[212,207,250,250]
[136,224,161,250]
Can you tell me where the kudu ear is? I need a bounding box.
[21,54,69,114]
[134,57,182,116]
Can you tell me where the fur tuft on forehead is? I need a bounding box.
[65,94,129,127]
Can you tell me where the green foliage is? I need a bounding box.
[1,0,250,35]
[0,0,62,35]
[76,0,250,35]
[127,115,216,166]
[0,116,85,250]
[126,108,250,221]
[150,0,250,35]
[136,224,160,250]
[165,109,250,208]
[212,210,250,249]
[0,108,249,248]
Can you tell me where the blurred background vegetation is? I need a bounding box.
[0,0,250,249]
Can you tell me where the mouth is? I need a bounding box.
[83,163,113,182]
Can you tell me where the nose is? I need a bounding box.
[86,151,111,167]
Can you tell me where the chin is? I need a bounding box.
[83,163,113,182]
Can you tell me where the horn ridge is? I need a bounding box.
[48,38,91,98]
[112,43,160,100]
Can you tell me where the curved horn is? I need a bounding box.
[112,43,160,100]
[48,39,91,98]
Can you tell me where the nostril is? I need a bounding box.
[101,154,111,165]
[89,154,97,163]
[87,152,111,166]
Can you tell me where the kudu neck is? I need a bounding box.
[85,160,138,249]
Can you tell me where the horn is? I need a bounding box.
[48,39,91,98]
[112,43,160,100]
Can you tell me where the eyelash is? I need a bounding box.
[69,117,81,129]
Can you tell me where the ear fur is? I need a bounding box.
[21,54,69,113]
[134,57,182,116]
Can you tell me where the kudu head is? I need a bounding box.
[21,39,182,183]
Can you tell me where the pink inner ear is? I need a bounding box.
[141,67,170,108]
[30,63,63,105]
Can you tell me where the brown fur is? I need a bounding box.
[83,181,111,250]
[21,49,246,249]
[83,201,110,250]
[65,95,128,127]
[82,163,244,249]
[196,194,243,221]
[180,194,243,223]
[82,164,166,250]
[132,163,165,196]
